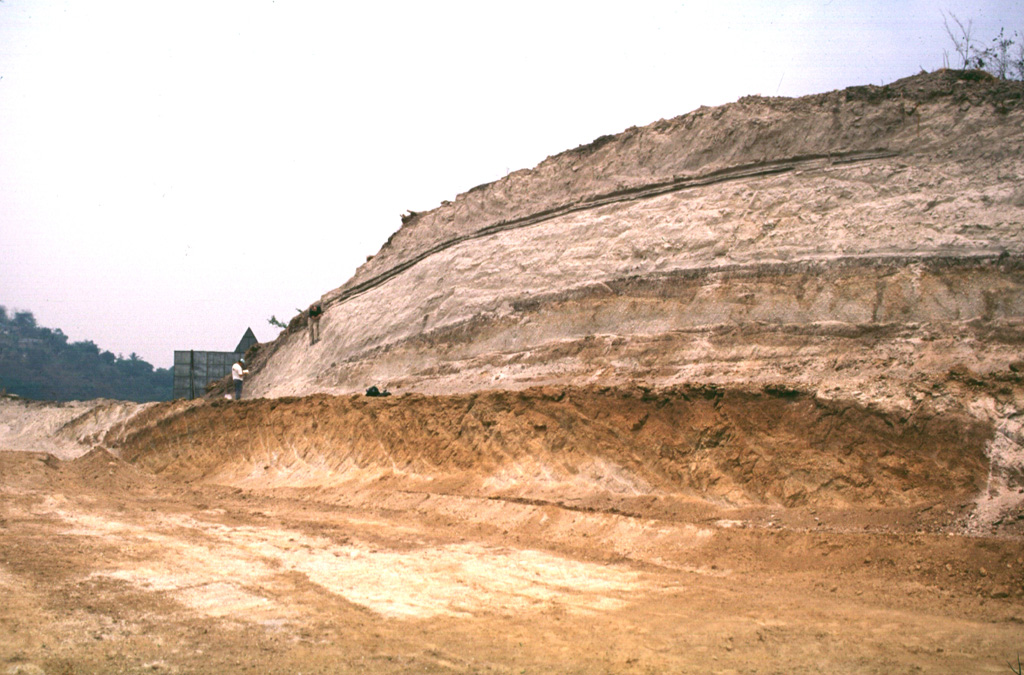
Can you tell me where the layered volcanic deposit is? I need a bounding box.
[247,71,1024,409]
[230,70,1024,539]
[3,71,1024,673]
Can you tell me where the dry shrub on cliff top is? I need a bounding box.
[943,11,1024,81]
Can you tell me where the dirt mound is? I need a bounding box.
[0,446,157,497]
[55,400,162,447]
[0,395,185,461]
[64,447,160,492]
[116,385,991,508]
[0,397,132,459]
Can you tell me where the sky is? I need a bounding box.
[1,0,1021,368]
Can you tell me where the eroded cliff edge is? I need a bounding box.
[248,70,1023,412]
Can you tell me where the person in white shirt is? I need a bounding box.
[231,357,249,400]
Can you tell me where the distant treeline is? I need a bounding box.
[0,307,171,402]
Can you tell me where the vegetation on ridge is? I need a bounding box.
[0,307,171,402]
[943,12,1024,81]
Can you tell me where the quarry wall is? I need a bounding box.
[247,71,1024,409]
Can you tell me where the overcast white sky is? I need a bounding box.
[1,0,1020,367]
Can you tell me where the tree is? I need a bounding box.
[0,308,172,401]
[13,311,36,329]
[75,340,100,356]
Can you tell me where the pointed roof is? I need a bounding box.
[234,327,258,354]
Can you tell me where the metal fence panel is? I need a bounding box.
[172,350,243,399]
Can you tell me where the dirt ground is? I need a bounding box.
[1,388,1023,674]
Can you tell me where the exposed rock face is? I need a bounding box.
[119,387,992,509]
[249,71,1024,410]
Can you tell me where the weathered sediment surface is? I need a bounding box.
[119,386,994,510]
[4,74,1024,675]
[248,71,1024,411]
[0,396,159,460]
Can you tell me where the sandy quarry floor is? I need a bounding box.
[1,443,1022,675]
